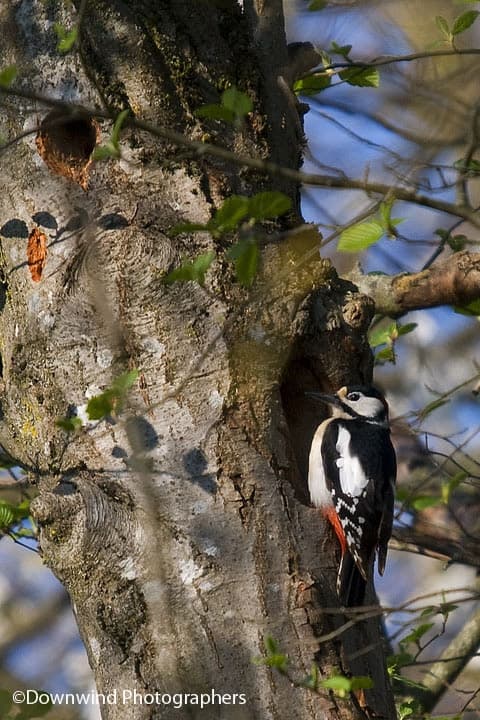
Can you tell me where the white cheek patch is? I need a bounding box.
[336,426,370,497]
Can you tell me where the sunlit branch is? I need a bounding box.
[350,251,480,316]
[1,85,479,226]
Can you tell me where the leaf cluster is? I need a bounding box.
[56,370,139,430]
[165,191,291,287]
[339,200,404,252]
[195,87,253,127]
[369,319,417,365]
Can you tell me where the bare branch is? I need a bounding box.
[412,604,480,712]
[391,527,480,568]
[1,85,479,226]
[350,251,480,316]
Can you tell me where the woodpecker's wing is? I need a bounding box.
[321,419,396,579]
[377,473,396,575]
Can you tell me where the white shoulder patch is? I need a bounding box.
[335,425,369,497]
[308,420,332,508]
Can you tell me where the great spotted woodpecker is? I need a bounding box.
[307,385,396,607]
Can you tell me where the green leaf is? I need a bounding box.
[350,676,374,691]
[435,15,451,38]
[293,73,331,95]
[452,9,479,34]
[411,495,442,511]
[195,104,235,122]
[420,606,437,618]
[210,196,250,233]
[387,651,414,672]
[264,636,278,654]
[86,370,139,420]
[247,191,292,220]
[330,42,352,58]
[111,109,130,146]
[221,87,253,117]
[453,298,480,316]
[92,142,120,161]
[439,602,459,617]
[302,664,320,689]
[369,322,397,348]
[0,65,17,88]
[0,499,31,530]
[53,23,78,54]
[379,200,393,228]
[93,110,129,160]
[260,636,289,672]
[163,251,216,286]
[227,239,259,286]
[111,369,140,394]
[56,416,83,432]
[401,623,434,645]
[397,322,417,337]
[447,234,467,251]
[86,392,116,421]
[339,67,380,87]
[195,87,252,124]
[338,221,384,252]
[453,157,480,174]
[320,675,352,691]
[375,346,395,364]
[397,700,416,720]
[308,0,328,9]
[0,502,14,529]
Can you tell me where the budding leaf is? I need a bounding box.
[454,298,480,316]
[338,221,384,252]
[210,196,250,233]
[221,87,253,117]
[86,370,139,420]
[227,239,259,287]
[56,417,83,432]
[452,10,479,35]
[54,23,78,54]
[247,191,292,220]
[195,86,252,124]
[195,105,235,122]
[163,252,216,286]
[293,73,331,95]
[339,67,380,87]
[435,15,451,38]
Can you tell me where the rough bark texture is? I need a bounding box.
[350,251,480,317]
[0,1,395,719]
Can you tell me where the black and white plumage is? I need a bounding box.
[308,385,396,606]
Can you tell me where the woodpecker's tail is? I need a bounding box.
[337,552,366,607]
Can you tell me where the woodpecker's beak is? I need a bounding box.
[305,391,342,408]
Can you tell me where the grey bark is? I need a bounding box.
[0,1,395,719]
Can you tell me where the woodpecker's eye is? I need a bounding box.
[347,392,360,401]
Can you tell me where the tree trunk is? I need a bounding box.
[0,1,395,718]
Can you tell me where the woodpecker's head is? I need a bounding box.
[307,385,390,426]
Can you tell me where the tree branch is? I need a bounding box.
[350,251,480,316]
[1,85,480,226]
[413,604,480,713]
[391,527,480,569]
